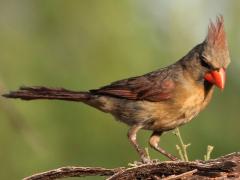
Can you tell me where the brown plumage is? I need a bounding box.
[3,16,230,163]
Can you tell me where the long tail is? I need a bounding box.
[2,86,91,101]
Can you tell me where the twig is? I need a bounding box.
[23,152,240,180]
[176,145,184,161]
[23,166,123,180]
[162,169,197,180]
[204,145,214,161]
[174,128,191,161]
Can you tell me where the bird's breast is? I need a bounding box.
[179,90,205,124]
[144,82,207,131]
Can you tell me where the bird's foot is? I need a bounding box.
[128,161,144,167]
[128,159,160,167]
[128,155,180,167]
[141,155,152,164]
[128,155,151,167]
[128,157,161,167]
[166,154,180,161]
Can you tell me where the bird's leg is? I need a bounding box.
[127,125,150,163]
[149,131,179,161]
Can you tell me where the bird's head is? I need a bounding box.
[200,16,230,90]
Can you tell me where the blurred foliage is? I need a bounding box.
[0,0,240,179]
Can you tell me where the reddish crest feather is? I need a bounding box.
[206,16,227,51]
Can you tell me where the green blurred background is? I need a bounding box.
[0,0,239,179]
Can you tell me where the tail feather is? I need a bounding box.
[2,86,91,101]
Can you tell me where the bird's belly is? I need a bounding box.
[145,100,203,131]
[112,99,203,131]
[89,93,205,131]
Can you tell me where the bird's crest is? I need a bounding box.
[206,16,227,51]
[202,16,230,68]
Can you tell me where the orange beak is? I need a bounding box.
[204,68,226,90]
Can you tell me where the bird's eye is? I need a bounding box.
[200,56,212,69]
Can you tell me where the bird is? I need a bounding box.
[3,16,230,163]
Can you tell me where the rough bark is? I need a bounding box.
[23,152,240,180]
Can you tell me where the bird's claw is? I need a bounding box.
[128,158,160,167]
[128,161,144,167]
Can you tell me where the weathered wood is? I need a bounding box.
[23,152,240,180]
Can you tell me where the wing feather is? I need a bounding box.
[90,69,176,102]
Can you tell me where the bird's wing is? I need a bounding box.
[90,69,176,102]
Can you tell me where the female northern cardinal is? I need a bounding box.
[3,16,230,163]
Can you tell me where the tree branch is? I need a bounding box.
[23,167,122,180]
[23,152,240,180]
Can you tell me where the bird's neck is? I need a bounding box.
[177,43,207,83]
[179,57,215,101]
[179,58,205,83]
